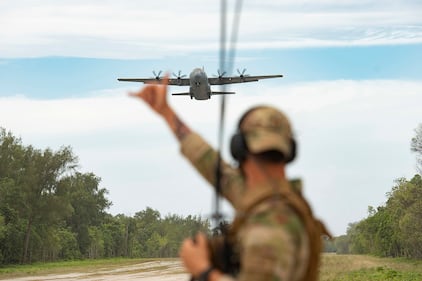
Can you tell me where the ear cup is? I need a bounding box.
[285,138,297,163]
[230,131,248,163]
[230,107,261,164]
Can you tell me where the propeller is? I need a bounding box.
[237,68,249,78]
[214,69,227,79]
[152,70,163,80]
[172,70,187,80]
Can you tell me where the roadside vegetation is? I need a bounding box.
[320,254,422,281]
[0,128,209,265]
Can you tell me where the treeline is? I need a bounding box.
[334,124,422,259]
[2,123,422,263]
[335,174,422,258]
[0,128,210,265]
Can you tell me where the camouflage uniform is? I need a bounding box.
[180,106,311,281]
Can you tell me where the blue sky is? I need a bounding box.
[1,0,422,236]
[1,45,422,98]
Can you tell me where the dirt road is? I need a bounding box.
[3,260,189,281]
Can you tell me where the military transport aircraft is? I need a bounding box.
[117,68,283,100]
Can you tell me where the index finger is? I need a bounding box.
[160,74,169,86]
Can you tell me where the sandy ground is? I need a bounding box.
[3,260,189,281]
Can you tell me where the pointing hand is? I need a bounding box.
[129,75,170,116]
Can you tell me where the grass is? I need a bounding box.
[319,254,422,281]
[1,255,421,280]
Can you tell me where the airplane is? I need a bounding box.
[117,68,283,100]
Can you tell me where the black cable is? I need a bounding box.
[214,0,244,228]
[227,0,244,75]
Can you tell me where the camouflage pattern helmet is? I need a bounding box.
[239,105,294,159]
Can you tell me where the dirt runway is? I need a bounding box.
[3,260,189,281]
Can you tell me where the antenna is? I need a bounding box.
[214,0,244,229]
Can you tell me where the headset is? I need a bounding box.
[230,106,297,164]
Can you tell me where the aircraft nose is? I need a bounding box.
[193,75,202,85]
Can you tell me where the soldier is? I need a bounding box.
[130,76,328,281]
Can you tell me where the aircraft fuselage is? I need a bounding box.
[189,68,211,100]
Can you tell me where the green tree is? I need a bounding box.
[334,235,350,254]
[348,175,422,258]
[57,172,111,258]
[0,128,25,179]
[57,227,80,260]
[1,129,115,263]
[130,208,210,258]
[387,175,422,258]
[18,146,76,263]
[134,207,161,257]
[0,214,5,263]
[1,129,77,263]
[0,178,25,264]
[347,222,367,254]
[145,232,168,257]
[1,130,28,264]
[101,214,136,258]
[87,226,104,259]
[411,124,422,174]
[2,128,218,262]
[323,238,336,253]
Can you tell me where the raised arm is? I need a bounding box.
[129,75,191,141]
[129,75,241,281]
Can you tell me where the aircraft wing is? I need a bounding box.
[208,74,283,85]
[117,77,190,86]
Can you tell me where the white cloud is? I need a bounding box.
[0,0,421,58]
[0,92,141,135]
[1,79,421,235]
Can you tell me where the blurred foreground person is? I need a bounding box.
[130,76,330,281]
